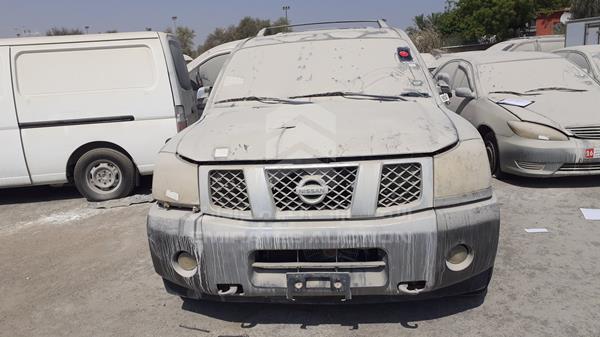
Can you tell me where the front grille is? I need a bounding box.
[266,166,358,211]
[558,162,600,172]
[252,248,386,270]
[209,170,251,211]
[377,163,422,208]
[567,126,600,139]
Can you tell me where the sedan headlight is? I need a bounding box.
[152,152,200,208]
[507,121,568,141]
[434,139,492,207]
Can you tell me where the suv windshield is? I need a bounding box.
[478,58,595,94]
[213,38,430,103]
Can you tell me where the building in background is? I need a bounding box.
[536,8,571,36]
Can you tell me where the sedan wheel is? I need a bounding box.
[483,132,502,177]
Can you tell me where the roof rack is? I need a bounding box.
[257,19,389,37]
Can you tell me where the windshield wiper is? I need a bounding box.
[489,90,539,96]
[400,91,431,98]
[214,96,307,105]
[289,91,408,101]
[525,87,588,93]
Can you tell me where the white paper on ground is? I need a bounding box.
[497,98,534,108]
[580,208,600,220]
[524,228,549,233]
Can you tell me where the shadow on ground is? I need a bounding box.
[498,174,600,189]
[180,294,485,331]
[0,175,153,205]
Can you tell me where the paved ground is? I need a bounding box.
[1,176,600,337]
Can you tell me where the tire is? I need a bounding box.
[73,148,136,201]
[483,131,503,178]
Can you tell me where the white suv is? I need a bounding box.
[147,20,500,302]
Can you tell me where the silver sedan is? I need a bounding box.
[434,51,600,177]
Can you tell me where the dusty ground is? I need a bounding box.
[1,176,600,337]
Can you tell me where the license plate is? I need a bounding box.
[585,148,600,159]
[286,272,351,300]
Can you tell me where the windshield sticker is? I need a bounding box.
[397,47,413,62]
[496,98,534,108]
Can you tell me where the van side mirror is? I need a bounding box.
[454,87,476,99]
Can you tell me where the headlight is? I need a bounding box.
[152,152,200,208]
[434,139,492,207]
[507,121,568,141]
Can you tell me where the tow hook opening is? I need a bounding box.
[217,284,244,296]
[398,281,426,295]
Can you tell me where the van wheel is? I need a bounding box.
[74,148,136,201]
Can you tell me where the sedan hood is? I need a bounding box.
[491,91,600,130]
[176,99,458,162]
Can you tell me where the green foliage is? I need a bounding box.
[46,27,83,36]
[570,0,600,19]
[198,17,289,54]
[410,0,573,47]
[165,26,196,57]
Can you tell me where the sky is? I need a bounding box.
[1,0,446,46]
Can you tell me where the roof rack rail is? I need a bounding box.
[257,19,389,37]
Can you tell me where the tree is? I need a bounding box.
[570,0,600,19]
[165,26,196,57]
[46,27,83,36]
[197,17,289,54]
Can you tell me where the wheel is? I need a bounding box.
[73,148,136,201]
[482,131,503,178]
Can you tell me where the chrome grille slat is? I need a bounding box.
[267,166,358,211]
[377,163,422,208]
[209,170,251,211]
[559,163,600,172]
[567,126,600,139]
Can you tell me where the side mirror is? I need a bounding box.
[197,86,211,101]
[454,87,476,99]
[435,72,452,97]
[436,72,451,84]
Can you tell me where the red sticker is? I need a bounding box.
[585,148,595,159]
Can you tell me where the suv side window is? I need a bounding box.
[567,53,592,73]
[192,53,230,89]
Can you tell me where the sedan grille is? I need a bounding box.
[567,126,600,139]
[266,166,358,211]
[377,163,422,208]
[209,170,251,211]
[558,163,600,172]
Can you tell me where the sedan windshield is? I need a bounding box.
[213,38,431,103]
[478,58,596,94]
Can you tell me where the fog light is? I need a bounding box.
[176,252,197,271]
[446,244,473,271]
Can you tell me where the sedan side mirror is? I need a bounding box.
[454,87,476,99]
[197,86,211,101]
[436,72,452,97]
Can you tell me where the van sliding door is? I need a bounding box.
[0,46,31,186]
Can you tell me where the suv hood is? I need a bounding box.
[491,91,600,130]
[176,100,458,162]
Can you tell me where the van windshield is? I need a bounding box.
[213,38,431,103]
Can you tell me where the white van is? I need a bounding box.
[0,32,197,201]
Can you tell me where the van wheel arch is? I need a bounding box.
[66,142,138,184]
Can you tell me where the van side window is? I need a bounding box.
[168,40,192,90]
[539,41,564,52]
[194,53,229,89]
[513,42,535,51]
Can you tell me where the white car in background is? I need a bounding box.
[487,35,565,52]
[0,32,197,201]
[554,45,600,82]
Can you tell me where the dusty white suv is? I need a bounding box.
[147,20,500,302]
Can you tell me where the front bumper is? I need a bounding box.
[147,197,499,302]
[499,135,600,177]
